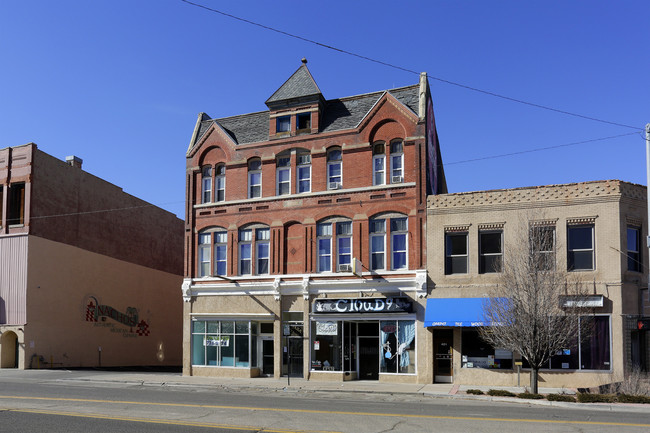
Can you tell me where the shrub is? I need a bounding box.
[466,389,484,395]
[546,394,576,402]
[517,392,544,399]
[607,367,650,397]
[577,393,616,403]
[616,394,650,404]
[487,389,516,397]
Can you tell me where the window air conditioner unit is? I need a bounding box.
[338,264,352,272]
[329,182,341,190]
[392,176,403,184]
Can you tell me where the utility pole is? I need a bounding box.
[646,124,650,293]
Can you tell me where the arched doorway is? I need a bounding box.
[0,331,18,368]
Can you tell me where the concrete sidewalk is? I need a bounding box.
[54,370,572,397]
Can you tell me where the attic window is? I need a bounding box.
[297,112,311,132]
[276,116,290,134]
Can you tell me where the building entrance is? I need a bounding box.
[357,321,380,380]
[260,338,274,376]
[434,329,453,383]
[0,331,18,368]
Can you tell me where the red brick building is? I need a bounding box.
[183,60,445,383]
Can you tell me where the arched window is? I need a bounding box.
[215,164,226,202]
[239,225,270,275]
[248,158,262,198]
[297,152,311,193]
[276,155,291,196]
[317,218,353,272]
[201,166,212,203]
[198,228,228,277]
[369,214,408,270]
[372,142,385,186]
[327,148,342,190]
[390,140,404,184]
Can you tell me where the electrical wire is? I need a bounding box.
[445,132,642,166]
[179,0,642,132]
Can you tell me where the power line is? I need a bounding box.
[445,131,641,166]
[179,0,642,132]
[29,201,184,220]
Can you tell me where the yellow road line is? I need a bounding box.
[1,395,649,428]
[5,408,340,433]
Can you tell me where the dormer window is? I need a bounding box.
[276,116,290,134]
[297,112,311,132]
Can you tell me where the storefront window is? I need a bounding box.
[311,321,342,371]
[380,320,416,374]
[546,315,610,370]
[191,320,255,367]
[461,329,513,369]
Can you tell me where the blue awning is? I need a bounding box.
[424,298,494,327]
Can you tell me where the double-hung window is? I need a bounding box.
[372,143,385,186]
[7,183,25,226]
[214,231,227,276]
[627,226,641,272]
[276,156,291,195]
[256,228,270,274]
[390,141,403,183]
[248,159,262,198]
[198,233,212,277]
[317,222,332,272]
[215,164,225,202]
[239,229,253,275]
[201,166,212,203]
[337,222,352,270]
[531,225,555,270]
[327,148,342,189]
[567,224,594,271]
[370,219,386,270]
[239,226,270,275]
[445,232,468,274]
[479,230,503,273]
[297,153,311,193]
[391,217,407,270]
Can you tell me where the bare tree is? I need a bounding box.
[479,220,590,394]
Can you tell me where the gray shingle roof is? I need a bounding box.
[266,64,322,105]
[193,84,420,146]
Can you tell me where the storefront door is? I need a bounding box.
[434,330,453,383]
[358,336,379,380]
[260,338,274,376]
[286,336,303,377]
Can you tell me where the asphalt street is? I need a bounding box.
[1,369,649,432]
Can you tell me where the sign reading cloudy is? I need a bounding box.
[313,297,412,314]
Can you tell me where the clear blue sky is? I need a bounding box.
[2,1,648,219]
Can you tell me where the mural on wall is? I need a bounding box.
[85,296,150,337]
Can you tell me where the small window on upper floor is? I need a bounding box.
[567,224,594,271]
[8,182,25,226]
[297,153,311,193]
[445,231,468,275]
[297,112,311,132]
[530,225,555,271]
[276,156,291,196]
[627,226,642,272]
[215,164,226,202]
[369,215,408,271]
[201,166,212,203]
[479,230,503,273]
[276,116,291,134]
[372,143,386,186]
[390,140,403,184]
[248,159,262,199]
[327,148,342,190]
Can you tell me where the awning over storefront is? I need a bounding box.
[424,298,494,327]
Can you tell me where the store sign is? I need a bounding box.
[204,336,230,347]
[316,321,338,335]
[314,297,412,314]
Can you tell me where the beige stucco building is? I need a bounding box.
[426,180,650,388]
[1,143,184,369]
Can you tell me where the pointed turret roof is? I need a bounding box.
[265,58,323,109]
